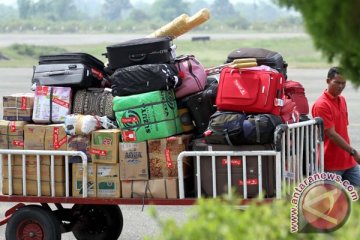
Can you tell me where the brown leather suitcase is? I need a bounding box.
[192,139,276,198]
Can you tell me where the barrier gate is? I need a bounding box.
[0,118,324,202]
[177,118,324,199]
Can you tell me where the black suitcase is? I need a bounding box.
[192,139,276,198]
[38,52,105,68]
[105,37,174,71]
[33,53,109,88]
[111,63,181,97]
[225,47,288,78]
[181,85,217,136]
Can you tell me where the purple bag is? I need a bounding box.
[174,55,206,98]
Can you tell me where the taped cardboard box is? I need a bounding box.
[2,178,65,196]
[44,124,68,165]
[32,86,72,123]
[72,163,96,197]
[0,120,8,149]
[96,163,121,198]
[22,124,64,166]
[148,134,193,179]
[121,178,178,199]
[2,164,65,182]
[24,124,46,150]
[45,124,67,151]
[0,120,27,150]
[91,129,120,164]
[3,93,34,121]
[119,141,149,180]
[67,135,91,163]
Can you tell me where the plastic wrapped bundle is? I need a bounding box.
[65,114,117,136]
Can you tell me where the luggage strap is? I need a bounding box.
[224,129,234,146]
[255,115,261,143]
[254,114,278,144]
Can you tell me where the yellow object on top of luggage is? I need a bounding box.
[147,8,210,39]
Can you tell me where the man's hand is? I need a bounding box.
[353,149,360,163]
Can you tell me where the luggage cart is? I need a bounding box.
[0,118,324,239]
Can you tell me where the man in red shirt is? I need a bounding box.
[312,67,360,186]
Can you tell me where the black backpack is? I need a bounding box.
[204,111,282,145]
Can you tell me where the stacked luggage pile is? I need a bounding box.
[1,36,310,199]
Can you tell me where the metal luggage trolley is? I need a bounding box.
[0,118,324,240]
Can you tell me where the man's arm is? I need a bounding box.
[325,127,360,163]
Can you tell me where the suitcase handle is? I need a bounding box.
[129,54,146,62]
[47,70,69,76]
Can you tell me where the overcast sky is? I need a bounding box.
[0,0,271,6]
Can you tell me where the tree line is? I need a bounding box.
[0,0,303,33]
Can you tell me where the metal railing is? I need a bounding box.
[274,117,324,194]
[177,118,325,200]
[0,150,88,197]
[0,119,324,201]
[178,150,281,199]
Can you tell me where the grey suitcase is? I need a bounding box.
[32,63,105,89]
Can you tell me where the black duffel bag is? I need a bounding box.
[111,63,181,97]
[204,111,282,145]
[204,111,247,145]
[225,47,288,79]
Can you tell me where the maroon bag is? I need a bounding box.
[216,67,285,115]
[280,98,300,124]
[284,80,309,115]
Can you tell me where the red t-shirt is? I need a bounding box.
[311,90,357,171]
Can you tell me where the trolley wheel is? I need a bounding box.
[71,204,123,240]
[5,205,61,240]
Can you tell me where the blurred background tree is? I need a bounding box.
[275,0,360,86]
[3,1,303,35]
[102,0,133,21]
[150,0,190,22]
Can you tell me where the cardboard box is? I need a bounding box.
[0,120,9,149]
[0,121,26,149]
[91,129,121,164]
[2,155,52,166]
[121,178,178,199]
[2,178,65,196]
[119,141,149,180]
[148,134,193,179]
[96,163,120,198]
[72,163,96,197]
[3,93,34,121]
[2,164,65,182]
[24,124,46,150]
[32,86,72,123]
[45,124,67,150]
[67,135,91,163]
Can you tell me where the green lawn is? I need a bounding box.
[0,37,334,69]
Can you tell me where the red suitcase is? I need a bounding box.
[216,67,285,115]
